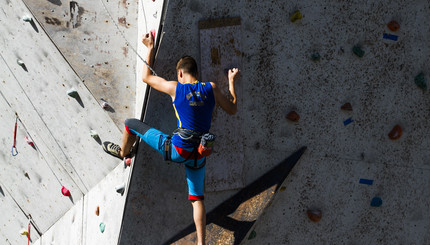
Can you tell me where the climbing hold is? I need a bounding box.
[388,124,402,140]
[370,197,383,207]
[124,157,132,167]
[387,20,400,32]
[61,186,71,196]
[286,111,300,122]
[115,183,125,194]
[341,102,353,111]
[248,230,257,240]
[352,45,365,57]
[414,73,427,91]
[17,59,25,66]
[279,186,286,192]
[24,136,35,148]
[290,10,302,22]
[359,178,373,185]
[307,209,322,222]
[99,222,106,233]
[343,117,354,126]
[24,172,30,179]
[22,15,32,22]
[383,33,398,41]
[150,29,156,39]
[95,206,100,216]
[67,88,79,99]
[20,229,28,236]
[311,52,321,61]
[90,130,100,140]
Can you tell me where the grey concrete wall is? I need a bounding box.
[0,0,124,243]
[121,0,430,244]
[22,0,139,127]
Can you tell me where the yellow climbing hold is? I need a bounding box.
[290,10,302,22]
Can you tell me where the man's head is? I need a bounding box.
[176,56,198,83]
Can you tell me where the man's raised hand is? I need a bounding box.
[142,32,154,49]
[228,68,240,82]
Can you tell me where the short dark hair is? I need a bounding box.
[176,56,198,77]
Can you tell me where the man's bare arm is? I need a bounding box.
[141,32,176,99]
[212,68,240,115]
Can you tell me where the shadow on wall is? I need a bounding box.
[163,146,307,245]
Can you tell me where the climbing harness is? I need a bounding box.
[12,114,18,156]
[163,128,215,169]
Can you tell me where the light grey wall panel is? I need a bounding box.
[0,0,123,239]
[23,0,139,127]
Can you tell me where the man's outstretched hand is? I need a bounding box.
[228,68,240,82]
[142,32,154,49]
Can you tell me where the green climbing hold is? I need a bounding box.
[290,10,302,22]
[67,88,79,98]
[248,230,257,240]
[99,222,106,233]
[311,53,321,61]
[415,73,427,90]
[352,45,364,57]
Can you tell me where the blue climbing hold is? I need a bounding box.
[383,33,398,41]
[359,179,373,185]
[371,197,383,207]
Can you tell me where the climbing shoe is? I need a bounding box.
[102,141,122,160]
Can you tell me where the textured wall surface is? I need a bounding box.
[0,0,125,244]
[121,0,429,244]
[22,0,139,127]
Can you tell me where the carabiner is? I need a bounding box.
[12,146,18,156]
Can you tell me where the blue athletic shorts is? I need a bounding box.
[125,119,205,201]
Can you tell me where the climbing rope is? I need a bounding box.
[12,113,18,156]
[27,219,31,245]
[98,0,159,76]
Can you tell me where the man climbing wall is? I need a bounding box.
[102,31,240,245]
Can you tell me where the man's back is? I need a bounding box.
[172,81,215,148]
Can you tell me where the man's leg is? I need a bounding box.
[191,200,206,245]
[119,128,136,158]
[103,118,151,159]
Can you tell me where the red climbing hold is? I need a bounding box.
[388,125,402,140]
[286,111,300,122]
[124,157,132,166]
[307,209,322,222]
[61,186,71,196]
[150,29,156,39]
[341,102,353,111]
[387,21,400,32]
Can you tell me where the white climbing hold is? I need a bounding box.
[115,183,125,194]
[22,15,32,22]
[17,59,25,66]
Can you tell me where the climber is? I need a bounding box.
[102,31,240,245]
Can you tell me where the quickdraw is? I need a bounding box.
[12,114,18,156]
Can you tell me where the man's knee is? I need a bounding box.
[124,118,151,136]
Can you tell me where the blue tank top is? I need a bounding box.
[171,81,215,148]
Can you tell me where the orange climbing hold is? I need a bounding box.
[307,209,322,222]
[286,111,300,122]
[341,102,353,111]
[61,186,71,196]
[95,206,100,216]
[387,21,400,32]
[388,125,402,140]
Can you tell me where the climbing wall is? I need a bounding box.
[22,0,139,127]
[119,0,430,244]
[0,0,127,244]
